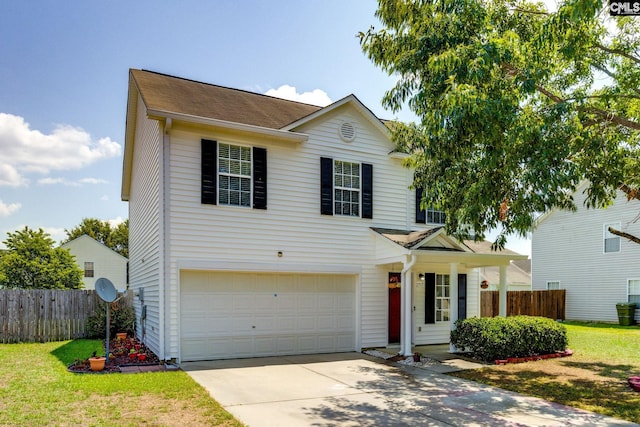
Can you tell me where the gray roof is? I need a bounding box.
[129,69,323,129]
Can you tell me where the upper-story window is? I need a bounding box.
[334,160,360,216]
[416,188,446,225]
[604,222,621,253]
[320,157,373,218]
[218,143,252,207]
[84,262,94,278]
[201,139,267,209]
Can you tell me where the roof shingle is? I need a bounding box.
[130,69,323,129]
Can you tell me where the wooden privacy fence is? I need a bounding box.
[0,289,128,343]
[481,290,566,320]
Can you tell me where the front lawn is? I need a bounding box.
[0,340,243,426]
[451,321,640,423]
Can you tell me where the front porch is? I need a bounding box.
[371,227,528,356]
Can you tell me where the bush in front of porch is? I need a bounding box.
[451,315,568,362]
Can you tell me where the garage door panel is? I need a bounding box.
[180,271,356,361]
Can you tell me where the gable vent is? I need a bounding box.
[339,122,356,142]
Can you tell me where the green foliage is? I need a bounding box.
[85,301,135,339]
[63,217,129,258]
[361,0,640,247]
[0,227,83,289]
[450,315,568,361]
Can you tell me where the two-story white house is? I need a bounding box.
[61,234,128,290]
[532,181,640,322]
[121,69,525,362]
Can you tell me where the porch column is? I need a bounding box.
[400,255,416,356]
[449,263,458,352]
[499,264,508,316]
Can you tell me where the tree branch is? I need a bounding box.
[593,42,640,66]
[619,183,640,201]
[609,227,640,245]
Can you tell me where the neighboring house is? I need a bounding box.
[479,257,531,291]
[532,181,640,322]
[61,235,128,290]
[121,69,526,362]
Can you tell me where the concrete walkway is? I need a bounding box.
[182,352,637,427]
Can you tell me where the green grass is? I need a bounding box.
[451,321,640,423]
[0,340,244,426]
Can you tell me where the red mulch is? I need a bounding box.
[68,335,162,374]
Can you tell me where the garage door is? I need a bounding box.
[180,271,356,361]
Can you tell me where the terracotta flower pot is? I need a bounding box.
[116,332,127,340]
[89,356,106,371]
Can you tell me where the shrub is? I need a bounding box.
[86,300,135,339]
[450,315,568,362]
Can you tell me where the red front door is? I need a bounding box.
[388,286,401,343]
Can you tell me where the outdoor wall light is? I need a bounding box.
[418,273,425,280]
[277,251,283,257]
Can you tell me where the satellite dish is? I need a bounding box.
[95,278,117,303]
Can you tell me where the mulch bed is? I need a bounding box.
[68,335,163,374]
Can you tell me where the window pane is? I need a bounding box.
[219,159,229,173]
[605,237,620,253]
[241,192,250,207]
[629,280,640,295]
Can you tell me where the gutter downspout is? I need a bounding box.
[400,254,416,356]
[159,118,171,361]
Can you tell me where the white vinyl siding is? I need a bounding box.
[532,182,640,322]
[162,111,410,357]
[127,93,163,357]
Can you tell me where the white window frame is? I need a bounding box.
[333,159,361,217]
[629,279,640,305]
[546,280,560,290]
[604,222,621,253]
[435,274,450,322]
[84,261,94,278]
[218,143,252,207]
[426,207,446,225]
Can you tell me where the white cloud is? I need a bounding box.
[265,85,332,107]
[107,216,126,227]
[0,200,21,217]
[0,113,121,187]
[37,177,109,186]
[100,195,109,201]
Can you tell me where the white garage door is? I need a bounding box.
[180,271,356,361]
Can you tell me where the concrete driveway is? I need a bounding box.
[182,352,636,427]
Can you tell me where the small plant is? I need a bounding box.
[86,300,135,339]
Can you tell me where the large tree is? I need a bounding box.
[64,218,129,258]
[0,227,83,289]
[360,0,640,248]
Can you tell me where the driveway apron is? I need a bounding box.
[182,352,637,427]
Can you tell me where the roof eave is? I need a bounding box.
[282,95,390,137]
[147,109,309,143]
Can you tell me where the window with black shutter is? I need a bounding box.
[320,157,372,218]
[201,139,267,209]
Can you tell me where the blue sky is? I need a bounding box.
[0,0,531,256]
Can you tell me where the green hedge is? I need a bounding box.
[450,315,568,362]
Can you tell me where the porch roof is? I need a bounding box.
[371,227,528,267]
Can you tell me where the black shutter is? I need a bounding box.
[320,157,333,215]
[201,139,217,205]
[362,163,373,219]
[458,274,467,321]
[425,273,436,324]
[416,187,426,223]
[252,147,267,209]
